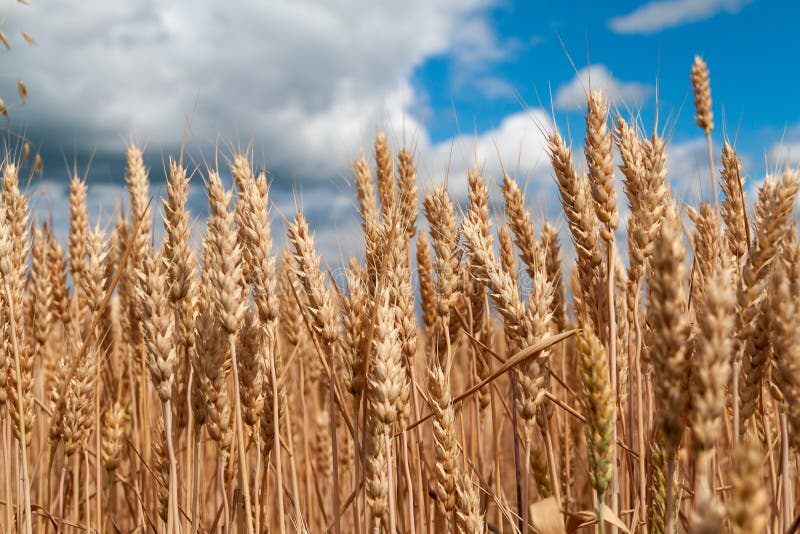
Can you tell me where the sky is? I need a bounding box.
[1,0,798,262]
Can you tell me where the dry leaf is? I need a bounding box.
[21,31,36,45]
[529,497,566,534]
[0,31,11,50]
[573,507,632,534]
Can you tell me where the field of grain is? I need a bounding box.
[0,57,791,533]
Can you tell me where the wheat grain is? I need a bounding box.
[501,172,539,278]
[576,328,615,501]
[5,57,800,534]
[720,142,748,263]
[739,169,799,430]
[138,243,176,402]
[585,91,618,242]
[68,176,88,299]
[102,401,127,472]
[396,147,419,239]
[375,132,396,218]
[30,226,53,361]
[691,56,714,134]
[728,435,769,534]
[423,186,461,322]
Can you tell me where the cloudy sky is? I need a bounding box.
[1,0,798,261]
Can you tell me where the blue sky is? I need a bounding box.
[1,0,798,260]
[418,0,798,150]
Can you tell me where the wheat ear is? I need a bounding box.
[728,435,769,534]
[287,211,342,534]
[691,56,718,208]
[68,176,88,313]
[207,168,254,534]
[500,172,539,279]
[375,131,396,217]
[720,142,749,265]
[1,162,33,534]
[646,203,690,533]
[739,170,799,432]
[137,243,181,533]
[549,131,603,329]
[689,207,734,533]
[576,328,615,533]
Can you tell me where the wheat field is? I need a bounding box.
[0,56,793,533]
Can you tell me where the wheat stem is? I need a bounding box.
[664,455,676,534]
[191,431,201,534]
[384,429,397,534]
[165,401,181,534]
[84,449,90,534]
[270,334,286,534]
[732,358,741,445]
[598,495,606,534]
[401,430,417,534]
[4,282,32,534]
[522,428,531,534]
[705,131,718,212]
[542,415,562,508]
[606,243,618,527]
[510,372,523,534]
[283,395,304,530]
[2,419,12,534]
[352,409,362,534]
[95,369,102,534]
[780,410,792,530]
[329,345,342,534]
[228,335,254,534]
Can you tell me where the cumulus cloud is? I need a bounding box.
[665,137,713,202]
[3,0,509,183]
[1,0,557,262]
[769,136,800,168]
[608,0,750,34]
[31,179,130,245]
[470,77,517,100]
[554,65,652,110]
[418,110,552,201]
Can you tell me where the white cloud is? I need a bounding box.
[769,142,800,168]
[30,179,129,243]
[665,137,712,202]
[402,109,553,204]
[471,77,517,100]
[555,65,652,110]
[3,0,506,183]
[608,0,750,34]
[32,175,200,248]
[3,0,545,263]
[14,0,681,273]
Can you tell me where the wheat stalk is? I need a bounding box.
[576,328,615,533]
[728,435,769,533]
[288,210,342,534]
[691,56,718,209]
[647,202,690,532]
[739,170,799,433]
[720,142,749,264]
[1,162,34,534]
[689,204,734,533]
